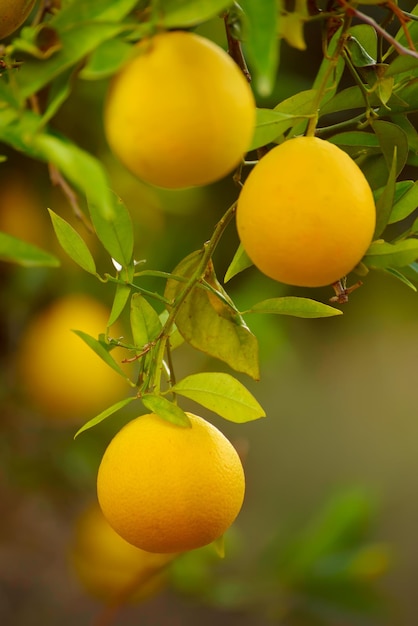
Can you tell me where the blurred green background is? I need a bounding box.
[1,13,418,626]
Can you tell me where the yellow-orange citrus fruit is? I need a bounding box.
[236,136,376,287]
[97,412,245,553]
[69,503,173,603]
[17,293,128,423]
[0,0,35,39]
[104,30,255,189]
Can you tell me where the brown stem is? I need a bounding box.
[48,163,93,231]
[223,13,251,83]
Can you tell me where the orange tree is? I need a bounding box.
[1,0,418,622]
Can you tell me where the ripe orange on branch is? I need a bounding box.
[97,412,245,553]
[236,136,376,288]
[104,30,255,189]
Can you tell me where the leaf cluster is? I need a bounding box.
[1,0,418,440]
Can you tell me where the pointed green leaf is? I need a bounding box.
[373,148,397,238]
[372,120,408,176]
[240,0,279,96]
[364,239,418,268]
[250,108,309,151]
[74,396,137,438]
[165,253,260,380]
[245,296,343,318]
[88,193,134,269]
[171,372,266,423]
[224,243,253,282]
[383,267,417,291]
[48,209,96,274]
[0,232,59,267]
[159,0,233,27]
[388,181,418,224]
[141,394,191,427]
[130,293,162,350]
[108,282,132,327]
[73,330,131,380]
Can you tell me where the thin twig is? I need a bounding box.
[48,163,93,230]
[223,12,251,82]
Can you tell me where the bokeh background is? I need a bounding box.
[1,11,418,626]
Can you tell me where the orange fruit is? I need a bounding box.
[104,30,255,189]
[17,293,129,423]
[97,412,245,553]
[236,136,376,287]
[0,0,35,39]
[69,502,172,603]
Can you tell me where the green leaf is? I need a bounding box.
[347,25,377,66]
[74,396,137,438]
[88,193,134,268]
[388,181,418,224]
[130,293,162,350]
[13,0,144,101]
[79,39,133,80]
[159,0,233,27]
[346,36,376,67]
[373,147,397,239]
[372,119,408,176]
[383,267,417,291]
[165,253,260,380]
[48,209,97,274]
[141,394,191,427]
[108,282,132,327]
[0,232,60,267]
[240,0,279,96]
[328,131,381,158]
[364,239,418,269]
[224,243,253,282]
[170,372,266,423]
[245,296,343,318]
[73,330,131,380]
[250,108,309,150]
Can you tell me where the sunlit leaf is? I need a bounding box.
[141,394,191,427]
[73,330,131,380]
[165,252,260,380]
[250,108,309,150]
[0,231,59,267]
[108,282,132,327]
[224,243,254,282]
[171,372,266,422]
[48,209,97,274]
[74,396,137,438]
[364,239,418,268]
[245,296,342,318]
[130,293,162,350]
